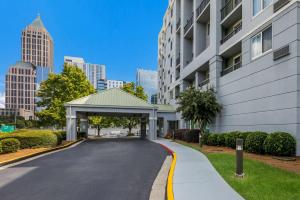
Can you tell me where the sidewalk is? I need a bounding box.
[156,139,244,200]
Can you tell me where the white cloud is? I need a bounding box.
[0,93,5,108]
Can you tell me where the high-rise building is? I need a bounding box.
[64,56,106,90]
[5,62,36,118]
[136,69,158,102]
[107,80,125,89]
[22,14,54,85]
[158,0,300,155]
[97,79,107,91]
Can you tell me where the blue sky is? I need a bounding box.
[0,0,168,107]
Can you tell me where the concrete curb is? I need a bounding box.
[0,139,84,167]
[149,155,172,200]
[159,143,176,200]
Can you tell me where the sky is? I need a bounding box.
[0,0,168,108]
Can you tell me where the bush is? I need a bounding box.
[217,134,226,146]
[225,132,241,148]
[0,138,20,153]
[238,132,251,142]
[201,132,210,145]
[53,131,66,145]
[77,132,87,139]
[0,130,58,149]
[164,132,173,139]
[207,134,219,146]
[245,132,268,154]
[264,132,296,156]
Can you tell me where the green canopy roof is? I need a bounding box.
[154,104,177,112]
[65,88,155,109]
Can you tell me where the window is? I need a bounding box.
[251,26,272,59]
[253,0,272,16]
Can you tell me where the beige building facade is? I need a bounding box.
[22,15,54,72]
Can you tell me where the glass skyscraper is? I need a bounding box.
[136,68,158,103]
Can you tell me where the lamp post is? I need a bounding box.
[236,138,244,178]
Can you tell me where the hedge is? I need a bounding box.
[174,129,200,143]
[264,132,296,156]
[207,134,219,146]
[225,132,241,148]
[53,131,67,145]
[0,130,58,149]
[0,138,20,153]
[245,132,268,154]
[217,134,226,146]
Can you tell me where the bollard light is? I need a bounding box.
[199,133,202,147]
[236,138,244,178]
[172,130,175,141]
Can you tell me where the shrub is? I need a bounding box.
[207,134,219,146]
[0,142,2,153]
[164,132,173,139]
[201,132,210,145]
[0,138,20,153]
[217,134,226,146]
[244,132,268,154]
[264,132,296,156]
[238,132,251,142]
[225,131,241,148]
[53,131,66,145]
[77,132,87,139]
[0,130,58,149]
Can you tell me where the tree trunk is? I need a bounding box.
[97,126,101,137]
[128,127,132,135]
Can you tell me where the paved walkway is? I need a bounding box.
[156,139,244,200]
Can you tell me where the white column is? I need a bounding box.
[66,106,77,141]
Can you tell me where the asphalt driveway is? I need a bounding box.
[0,138,168,200]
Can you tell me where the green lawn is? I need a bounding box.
[175,140,300,200]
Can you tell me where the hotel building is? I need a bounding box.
[158,0,300,155]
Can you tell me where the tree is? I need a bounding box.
[177,87,222,135]
[36,64,95,128]
[89,116,112,137]
[122,82,148,101]
[119,83,148,134]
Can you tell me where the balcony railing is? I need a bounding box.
[176,18,181,31]
[176,56,180,66]
[220,21,242,44]
[221,0,242,20]
[221,62,241,76]
[184,13,194,34]
[196,0,210,19]
[199,79,209,87]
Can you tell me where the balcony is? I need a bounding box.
[220,21,242,44]
[196,0,210,20]
[184,13,194,35]
[221,62,241,76]
[199,78,209,87]
[221,0,242,20]
[176,55,180,66]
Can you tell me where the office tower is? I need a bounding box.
[22,14,54,85]
[64,56,106,90]
[136,69,158,102]
[5,62,36,118]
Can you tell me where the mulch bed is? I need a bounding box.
[202,145,300,175]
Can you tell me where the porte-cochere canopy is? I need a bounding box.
[64,88,177,141]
